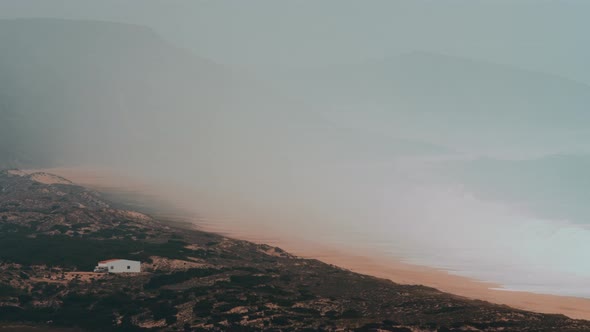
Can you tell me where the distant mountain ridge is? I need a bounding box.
[439,153,590,224]
[0,18,454,171]
[0,18,238,168]
[273,51,590,155]
[0,18,313,170]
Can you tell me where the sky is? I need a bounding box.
[1,0,590,83]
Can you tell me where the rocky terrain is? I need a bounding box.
[1,170,590,331]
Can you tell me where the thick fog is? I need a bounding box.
[2,2,590,296]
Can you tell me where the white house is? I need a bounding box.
[94,259,141,273]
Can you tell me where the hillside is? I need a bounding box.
[0,18,306,169]
[1,170,590,331]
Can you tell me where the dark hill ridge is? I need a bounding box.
[1,170,590,331]
[0,18,301,169]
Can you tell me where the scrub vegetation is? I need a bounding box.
[2,171,590,331]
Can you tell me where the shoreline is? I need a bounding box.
[29,166,590,320]
[202,222,590,320]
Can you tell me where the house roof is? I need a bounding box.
[98,259,122,264]
[98,258,140,264]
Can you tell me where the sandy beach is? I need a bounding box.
[31,166,590,320]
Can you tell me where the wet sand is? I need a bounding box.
[31,166,590,320]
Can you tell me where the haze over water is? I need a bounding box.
[3,1,590,298]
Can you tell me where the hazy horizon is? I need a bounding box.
[2,1,590,81]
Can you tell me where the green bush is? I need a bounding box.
[149,301,177,321]
[193,299,214,317]
[0,283,21,297]
[229,275,272,287]
[145,268,224,290]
